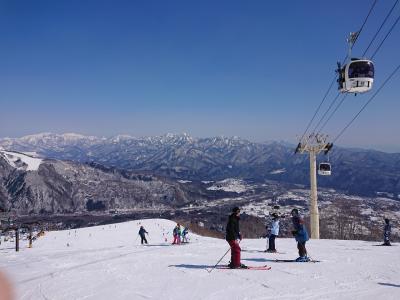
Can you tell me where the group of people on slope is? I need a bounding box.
[265,208,309,262]
[226,206,393,269]
[137,223,190,245]
[226,207,310,269]
[172,223,189,245]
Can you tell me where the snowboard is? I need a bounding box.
[217,265,271,270]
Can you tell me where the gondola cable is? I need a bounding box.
[362,0,399,57]
[317,94,349,134]
[370,13,400,59]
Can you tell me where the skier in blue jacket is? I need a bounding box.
[291,208,309,262]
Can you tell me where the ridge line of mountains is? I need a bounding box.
[1,133,399,215]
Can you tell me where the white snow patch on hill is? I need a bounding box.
[0,150,43,171]
[0,219,399,300]
[207,178,247,193]
[178,180,192,184]
[270,168,286,174]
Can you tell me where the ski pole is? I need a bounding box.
[207,247,231,273]
[208,239,243,273]
[134,234,139,244]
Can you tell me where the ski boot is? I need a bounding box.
[295,256,310,262]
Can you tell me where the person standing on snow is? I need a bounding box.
[172,223,181,245]
[226,207,247,269]
[383,218,392,246]
[265,213,280,253]
[138,226,149,245]
[291,208,310,262]
[182,227,189,243]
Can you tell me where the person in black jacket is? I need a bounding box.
[226,207,247,269]
[138,226,149,244]
[383,218,391,246]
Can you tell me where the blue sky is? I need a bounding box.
[0,0,399,151]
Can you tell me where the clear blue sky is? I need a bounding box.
[1,0,399,151]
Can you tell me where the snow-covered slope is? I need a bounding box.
[0,219,399,300]
[0,150,42,171]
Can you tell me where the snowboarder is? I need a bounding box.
[138,226,149,245]
[291,208,310,262]
[226,207,247,269]
[182,227,189,243]
[172,224,181,245]
[383,218,391,246]
[265,213,280,253]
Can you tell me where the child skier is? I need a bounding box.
[383,218,392,246]
[291,208,310,262]
[182,227,189,243]
[226,207,247,269]
[138,226,149,244]
[172,224,181,245]
[265,213,280,253]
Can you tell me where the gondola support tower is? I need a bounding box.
[295,134,333,239]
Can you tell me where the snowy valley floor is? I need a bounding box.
[1,219,399,300]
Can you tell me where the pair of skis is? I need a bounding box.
[217,265,271,270]
[216,258,320,271]
[273,259,320,263]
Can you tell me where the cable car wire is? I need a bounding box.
[352,0,378,47]
[299,76,336,142]
[317,93,348,134]
[341,0,378,64]
[311,92,342,134]
[362,0,399,57]
[333,62,400,143]
[298,0,377,143]
[370,13,400,59]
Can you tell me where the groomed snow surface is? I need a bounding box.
[0,219,399,300]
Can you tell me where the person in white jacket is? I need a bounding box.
[265,213,280,253]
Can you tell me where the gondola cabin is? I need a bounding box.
[338,59,374,94]
[318,162,331,176]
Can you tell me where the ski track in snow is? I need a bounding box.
[1,219,399,300]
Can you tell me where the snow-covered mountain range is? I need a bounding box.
[1,133,400,198]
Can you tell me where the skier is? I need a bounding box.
[138,226,149,245]
[291,208,310,262]
[226,207,247,269]
[265,213,280,253]
[172,223,181,245]
[182,227,189,243]
[383,218,392,246]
